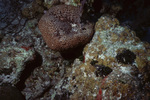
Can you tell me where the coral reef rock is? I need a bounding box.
[83,16,150,99]
[60,0,80,6]
[22,52,68,100]
[0,0,32,34]
[0,46,35,85]
[38,4,94,51]
[51,16,150,99]
[0,15,70,99]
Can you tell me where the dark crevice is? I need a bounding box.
[16,51,42,91]
[60,45,84,60]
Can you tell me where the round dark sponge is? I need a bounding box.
[116,49,136,64]
[38,4,94,51]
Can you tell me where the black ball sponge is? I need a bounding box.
[116,49,136,64]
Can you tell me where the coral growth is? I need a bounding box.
[21,0,45,19]
[81,15,150,99]
[0,46,35,85]
[51,16,150,99]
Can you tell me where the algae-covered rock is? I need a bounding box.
[0,0,28,34]
[21,0,45,19]
[51,16,150,99]
[43,0,60,9]
[60,0,80,6]
[82,15,150,99]
[0,46,35,85]
[22,50,68,100]
[53,59,101,100]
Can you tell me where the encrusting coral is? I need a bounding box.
[49,16,150,99]
[38,4,94,51]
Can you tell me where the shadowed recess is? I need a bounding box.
[16,51,42,91]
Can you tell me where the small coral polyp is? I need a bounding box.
[38,4,94,51]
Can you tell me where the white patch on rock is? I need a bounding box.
[98,54,105,59]
[120,66,132,75]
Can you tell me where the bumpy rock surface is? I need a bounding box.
[0,0,32,34]
[60,0,80,6]
[1,0,150,99]
[22,50,68,100]
[0,16,69,99]
[82,15,150,99]
[49,16,150,99]
[0,46,35,85]
[38,4,94,51]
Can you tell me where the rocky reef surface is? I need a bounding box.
[0,0,150,100]
[42,15,149,100]
[0,0,33,34]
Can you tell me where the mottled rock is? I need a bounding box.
[0,0,31,34]
[22,49,69,100]
[60,0,80,6]
[0,46,35,85]
[82,16,150,99]
[43,0,60,9]
[21,0,60,19]
[0,5,70,99]
[21,0,44,19]
[51,59,100,100]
